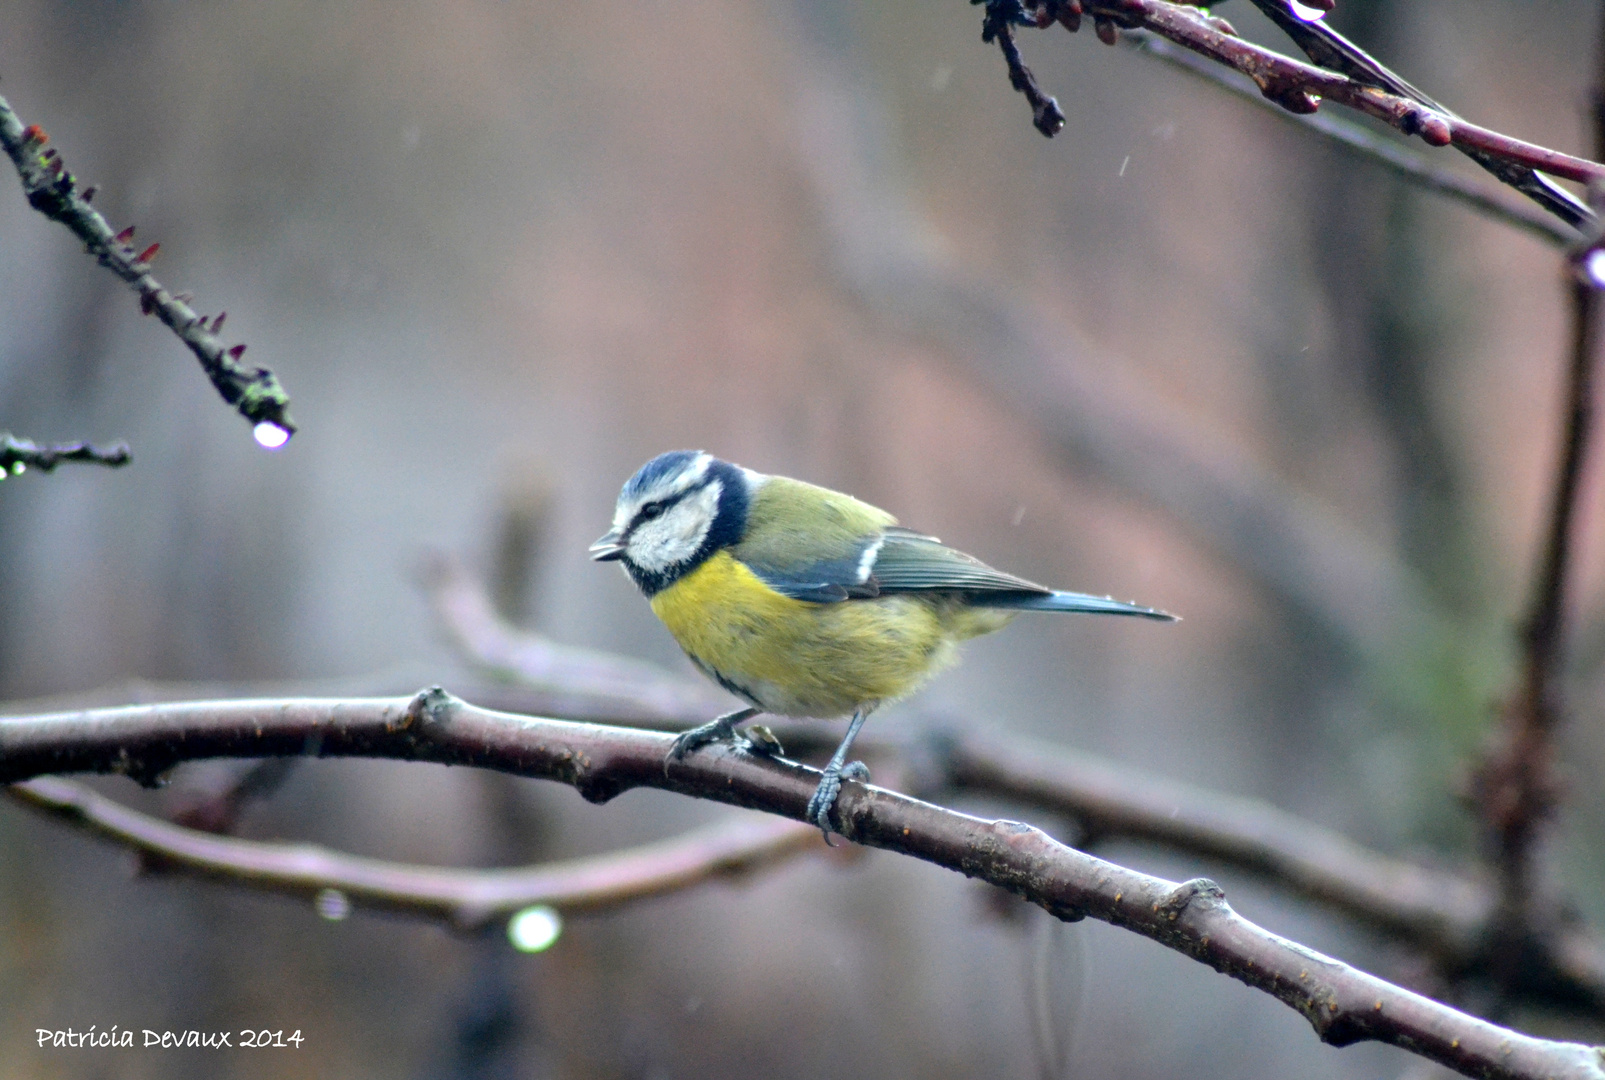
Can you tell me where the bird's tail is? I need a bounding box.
[977,590,1177,621]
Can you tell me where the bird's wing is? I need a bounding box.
[740,526,1052,604]
[868,530,1051,596]
[742,546,883,602]
[733,477,899,602]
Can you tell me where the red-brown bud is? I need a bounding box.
[1417,112,1451,146]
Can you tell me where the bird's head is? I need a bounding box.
[590,450,751,594]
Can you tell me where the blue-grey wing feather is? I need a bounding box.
[869,532,1049,595]
[741,540,882,603]
[741,528,1175,620]
[744,529,1042,602]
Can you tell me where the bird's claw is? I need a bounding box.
[667,724,720,763]
[805,760,869,844]
[664,708,759,772]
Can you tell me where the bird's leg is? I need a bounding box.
[666,706,760,766]
[805,710,870,843]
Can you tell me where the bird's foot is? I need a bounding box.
[805,759,870,844]
[665,707,759,770]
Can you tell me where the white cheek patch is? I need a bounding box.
[626,480,722,573]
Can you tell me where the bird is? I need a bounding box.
[590,450,1175,840]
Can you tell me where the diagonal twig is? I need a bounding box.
[1,689,1602,1080]
[1123,32,1581,247]
[0,93,295,441]
[1238,0,1590,229]
[979,0,1600,230]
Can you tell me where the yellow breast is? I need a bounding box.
[649,551,1010,717]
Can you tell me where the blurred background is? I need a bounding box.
[2,0,1604,1076]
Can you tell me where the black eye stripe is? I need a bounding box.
[631,489,688,528]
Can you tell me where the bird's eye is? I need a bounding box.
[639,501,665,520]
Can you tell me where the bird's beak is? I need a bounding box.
[589,530,627,562]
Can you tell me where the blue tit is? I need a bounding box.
[591,450,1174,839]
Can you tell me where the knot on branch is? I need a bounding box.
[402,685,461,731]
[1156,877,1226,920]
[1256,74,1320,115]
[1399,106,1452,147]
[572,766,627,805]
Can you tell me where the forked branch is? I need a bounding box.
[977,0,1599,228]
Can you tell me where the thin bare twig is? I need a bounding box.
[7,776,818,928]
[980,0,1068,136]
[0,433,129,476]
[0,93,295,440]
[980,0,1599,228]
[1235,0,1589,228]
[1124,32,1582,248]
[1,690,1601,1080]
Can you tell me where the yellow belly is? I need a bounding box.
[649,550,1011,717]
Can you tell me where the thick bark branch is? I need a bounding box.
[6,776,817,928]
[2,689,1602,1080]
[942,732,1489,953]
